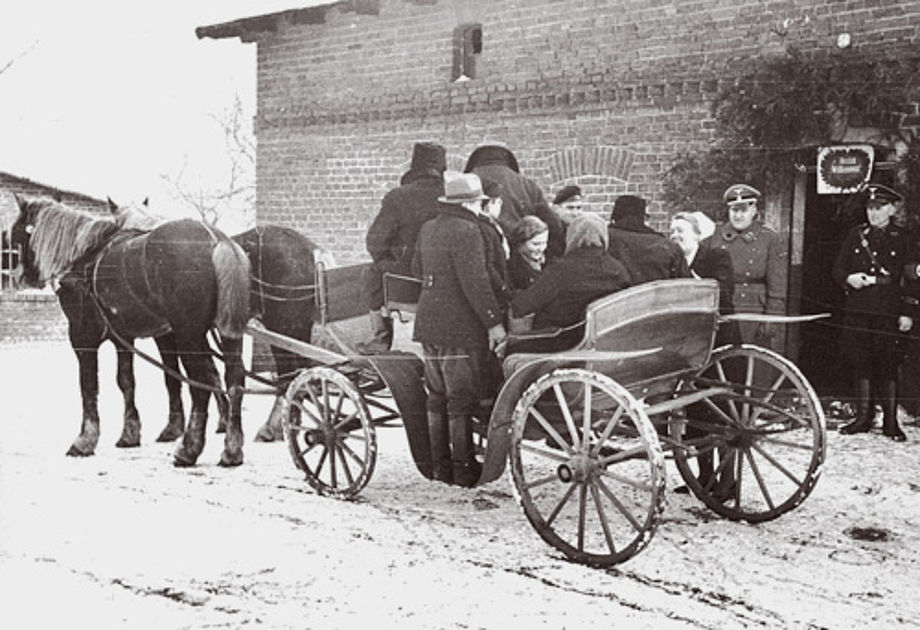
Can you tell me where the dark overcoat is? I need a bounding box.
[365,173,443,275]
[607,219,689,284]
[690,240,741,346]
[412,205,503,349]
[511,246,631,350]
[832,222,917,373]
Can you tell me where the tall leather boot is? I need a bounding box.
[881,380,907,442]
[840,378,873,435]
[355,308,392,355]
[428,411,453,483]
[449,414,482,488]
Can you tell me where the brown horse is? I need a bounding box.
[109,199,322,442]
[11,195,251,467]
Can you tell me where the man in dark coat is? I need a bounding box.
[412,172,507,486]
[464,144,565,260]
[833,183,916,441]
[607,194,689,283]
[358,142,446,354]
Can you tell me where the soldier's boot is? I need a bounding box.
[881,380,907,442]
[428,411,453,484]
[840,378,873,435]
[355,308,393,355]
[449,414,482,488]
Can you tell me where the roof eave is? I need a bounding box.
[195,1,380,42]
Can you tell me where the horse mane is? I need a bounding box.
[29,199,119,281]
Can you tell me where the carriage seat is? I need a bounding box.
[501,279,721,398]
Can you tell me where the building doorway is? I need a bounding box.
[795,164,899,398]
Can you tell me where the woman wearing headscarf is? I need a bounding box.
[509,213,631,353]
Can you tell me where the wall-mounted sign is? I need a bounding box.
[817,144,874,194]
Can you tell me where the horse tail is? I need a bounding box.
[212,235,252,338]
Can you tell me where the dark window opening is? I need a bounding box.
[452,23,482,82]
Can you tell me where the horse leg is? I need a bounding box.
[154,334,186,442]
[68,346,101,456]
[255,347,307,442]
[113,341,141,448]
[218,335,245,467]
[173,341,212,467]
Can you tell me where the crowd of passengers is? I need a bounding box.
[358,142,914,486]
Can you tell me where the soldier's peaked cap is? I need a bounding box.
[723,184,761,204]
[865,183,903,205]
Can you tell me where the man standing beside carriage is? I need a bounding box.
[412,171,507,487]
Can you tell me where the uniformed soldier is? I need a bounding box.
[711,184,788,351]
[832,183,915,442]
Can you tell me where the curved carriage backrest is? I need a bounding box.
[577,278,720,376]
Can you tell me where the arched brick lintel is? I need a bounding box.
[546,146,634,183]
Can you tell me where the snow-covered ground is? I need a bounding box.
[1,340,918,629]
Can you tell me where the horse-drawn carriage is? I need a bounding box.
[248,262,827,566]
[10,196,826,566]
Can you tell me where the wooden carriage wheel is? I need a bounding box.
[283,366,377,498]
[671,345,826,522]
[509,369,666,566]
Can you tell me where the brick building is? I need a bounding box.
[0,172,109,342]
[198,0,920,393]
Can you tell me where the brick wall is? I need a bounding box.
[0,292,67,343]
[244,0,920,263]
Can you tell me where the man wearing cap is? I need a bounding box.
[711,184,788,351]
[607,194,689,284]
[832,183,916,442]
[464,144,566,260]
[358,142,446,354]
[412,171,507,486]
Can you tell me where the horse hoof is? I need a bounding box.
[66,445,93,457]
[156,428,183,443]
[115,437,140,448]
[216,426,227,435]
[218,452,243,467]
[253,427,277,442]
[173,448,199,467]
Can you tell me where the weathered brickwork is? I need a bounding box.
[202,0,920,264]
[0,292,67,343]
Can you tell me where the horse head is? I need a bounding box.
[10,194,42,287]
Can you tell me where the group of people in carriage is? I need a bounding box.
[358,141,919,488]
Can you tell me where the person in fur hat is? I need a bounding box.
[358,142,446,354]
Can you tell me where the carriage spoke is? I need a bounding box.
[740,354,755,426]
[529,407,574,454]
[731,450,743,508]
[337,438,366,467]
[751,441,803,486]
[590,406,625,456]
[744,447,775,511]
[334,442,355,487]
[332,390,346,423]
[596,477,643,532]
[321,379,331,423]
[590,482,617,554]
[553,384,581,449]
[521,441,570,463]
[750,373,787,424]
[291,399,323,427]
[702,396,741,428]
[714,360,740,422]
[598,468,652,493]
[545,483,578,527]
[581,383,593,452]
[577,483,588,552]
[313,447,329,479]
[759,436,813,450]
[598,445,649,467]
[522,472,562,491]
[297,440,319,459]
[332,409,360,432]
[329,441,337,487]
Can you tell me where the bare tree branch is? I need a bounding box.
[0,39,39,75]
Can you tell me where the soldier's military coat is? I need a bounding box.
[711,221,788,348]
[832,222,917,375]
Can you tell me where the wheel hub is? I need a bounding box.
[557,453,596,483]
